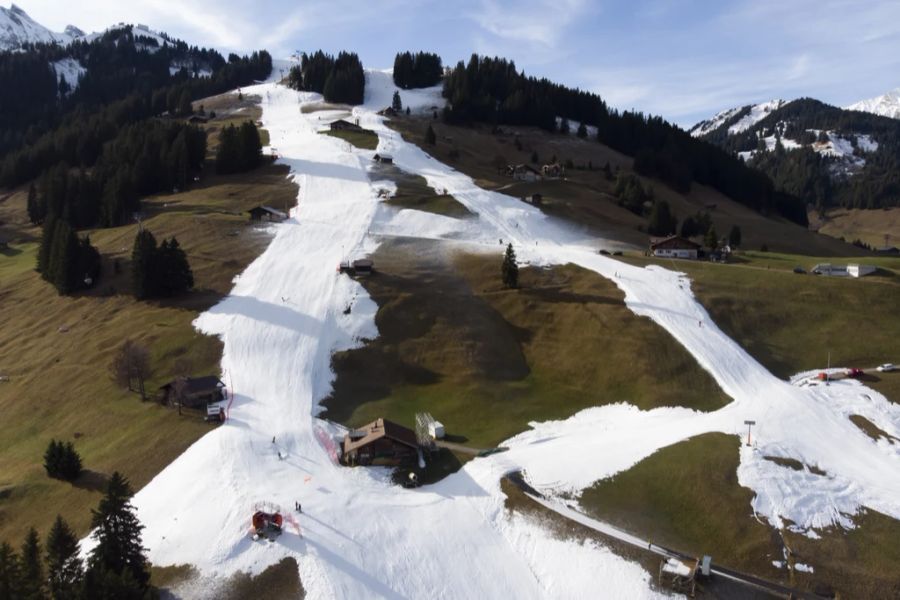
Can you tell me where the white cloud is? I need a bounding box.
[467,0,590,47]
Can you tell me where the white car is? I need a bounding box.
[877,363,896,372]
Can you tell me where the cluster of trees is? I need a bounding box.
[0,25,269,163]
[501,243,518,288]
[132,229,193,300]
[287,51,365,105]
[0,43,268,191]
[612,172,654,216]
[43,440,83,481]
[215,121,262,174]
[36,215,101,295]
[24,121,206,229]
[647,200,678,236]
[392,51,443,89]
[0,473,155,599]
[440,54,807,225]
[680,210,714,238]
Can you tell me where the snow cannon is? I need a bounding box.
[251,510,284,541]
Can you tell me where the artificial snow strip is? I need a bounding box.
[123,67,900,599]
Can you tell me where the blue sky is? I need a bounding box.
[19,0,900,126]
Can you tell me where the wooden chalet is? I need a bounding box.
[338,258,374,276]
[649,236,701,259]
[506,164,541,182]
[188,114,209,124]
[373,153,394,164]
[330,119,363,132]
[341,418,419,466]
[248,205,288,222]
[158,376,226,409]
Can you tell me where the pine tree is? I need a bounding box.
[215,125,239,174]
[36,213,57,274]
[46,221,80,295]
[44,440,62,478]
[704,226,719,251]
[728,225,742,248]
[425,124,436,145]
[87,473,151,592]
[559,118,570,134]
[576,122,587,138]
[501,243,518,289]
[46,516,83,600]
[647,200,677,236]
[237,121,262,171]
[0,542,21,600]
[158,238,193,296]
[131,229,158,300]
[60,442,82,481]
[19,528,45,600]
[392,91,402,111]
[26,183,42,225]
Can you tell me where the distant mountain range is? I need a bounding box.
[0,4,82,50]
[846,88,900,120]
[689,92,900,210]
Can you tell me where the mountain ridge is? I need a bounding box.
[0,3,81,50]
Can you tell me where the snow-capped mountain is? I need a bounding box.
[846,88,900,120]
[0,4,81,50]
[689,99,786,138]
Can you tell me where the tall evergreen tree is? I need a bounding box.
[392,91,402,112]
[26,183,42,225]
[576,122,587,138]
[501,243,518,289]
[46,221,80,295]
[131,229,158,300]
[704,226,719,251]
[728,224,742,248]
[86,473,151,593]
[19,528,45,600]
[0,542,21,600]
[158,238,194,296]
[425,124,436,145]
[647,200,677,236]
[36,213,58,275]
[237,121,262,171]
[46,516,83,600]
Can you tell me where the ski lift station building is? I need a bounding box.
[341,418,419,466]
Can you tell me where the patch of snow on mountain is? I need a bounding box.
[0,3,75,50]
[689,105,743,137]
[846,88,900,120]
[555,116,598,138]
[727,99,786,134]
[52,57,85,91]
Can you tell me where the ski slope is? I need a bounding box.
[127,71,900,598]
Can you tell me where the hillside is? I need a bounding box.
[388,112,863,256]
[0,90,297,545]
[691,97,900,210]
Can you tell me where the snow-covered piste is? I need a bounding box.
[128,67,900,598]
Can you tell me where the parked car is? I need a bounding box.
[793,266,806,274]
[877,363,896,372]
[846,368,864,378]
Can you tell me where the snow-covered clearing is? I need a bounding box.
[51,57,84,91]
[126,70,900,598]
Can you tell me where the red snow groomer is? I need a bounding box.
[251,510,283,541]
